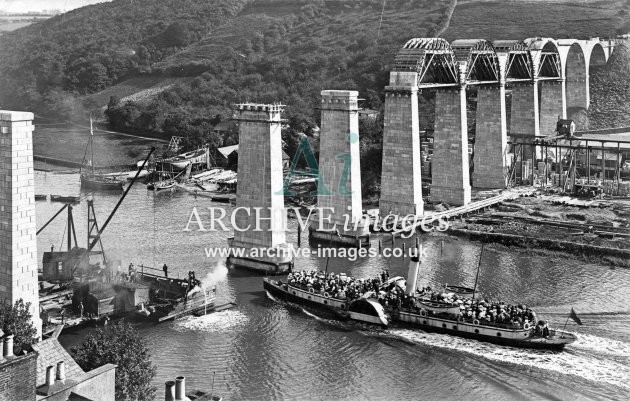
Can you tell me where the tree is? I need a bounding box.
[71,322,157,401]
[0,299,38,352]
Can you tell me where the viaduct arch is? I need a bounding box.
[379,36,615,211]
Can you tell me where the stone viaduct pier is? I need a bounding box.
[380,37,615,211]
[0,111,41,337]
[227,103,294,274]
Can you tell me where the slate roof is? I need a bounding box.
[32,338,84,386]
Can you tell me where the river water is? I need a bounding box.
[33,131,630,401]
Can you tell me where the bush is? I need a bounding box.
[71,322,157,401]
[0,299,38,352]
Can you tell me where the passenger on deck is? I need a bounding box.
[163,263,168,278]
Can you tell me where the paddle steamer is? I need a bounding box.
[264,257,577,350]
[263,278,388,326]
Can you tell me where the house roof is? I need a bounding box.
[217,144,290,160]
[217,144,239,158]
[32,338,84,387]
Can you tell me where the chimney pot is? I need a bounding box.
[3,334,14,358]
[165,380,176,401]
[46,365,55,386]
[56,361,66,381]
[175,376,186,400]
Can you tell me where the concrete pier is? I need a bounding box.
[310,90,369,247]
[228,104,293,274]
[431,88,471,206]
[0,111,41,337]
[473,85,508,189]
[379,72,424,217]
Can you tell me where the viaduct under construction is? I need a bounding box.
[379,36,616,215]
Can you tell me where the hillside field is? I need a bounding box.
[444,0,630,40]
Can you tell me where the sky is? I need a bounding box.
[0,0,111,13]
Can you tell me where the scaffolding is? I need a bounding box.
[507,135,630,196]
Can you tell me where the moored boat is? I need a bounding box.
[80,118,124,191]
[50,194,81,203]
[147,179,176,191]
[158,148,208,171]
[81,171,124,190]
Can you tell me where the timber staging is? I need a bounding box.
[391,187,538,237]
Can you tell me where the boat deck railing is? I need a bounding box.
[398,306,531,331]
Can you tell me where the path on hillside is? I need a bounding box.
[436,0,457,37]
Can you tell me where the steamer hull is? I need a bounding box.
[393,309,576,351]
[263,278,388,325]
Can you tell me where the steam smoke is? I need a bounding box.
[200,260,228,289]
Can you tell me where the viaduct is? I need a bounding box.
[379,37,616,215]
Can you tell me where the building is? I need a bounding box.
[358,108,379,119]
[0,330,116,401]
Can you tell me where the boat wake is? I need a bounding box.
[172,310,248,333]
[387,328,630,390]
[569,333,630,357]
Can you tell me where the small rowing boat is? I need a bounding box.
[444,284,476,296]
[147,179,175,191]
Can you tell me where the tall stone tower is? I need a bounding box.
[228,104,293,274]
[310,90,369,247]
[0,111,41,337]
[379,72,424,217]
[431,88,472,206]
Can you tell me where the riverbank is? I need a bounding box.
[449,191,630,267]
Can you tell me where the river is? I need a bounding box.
[33,129,630,401]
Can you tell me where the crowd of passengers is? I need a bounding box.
[381,283,539,329]
[287,270,388,300]
[286,270,541,331]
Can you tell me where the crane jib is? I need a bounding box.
[87,147,156,252]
